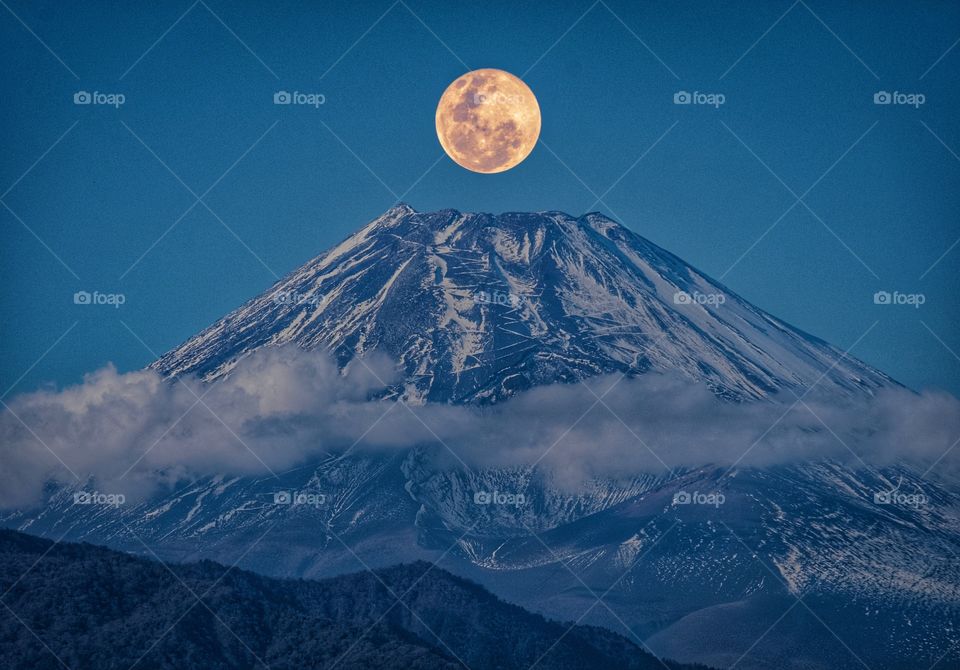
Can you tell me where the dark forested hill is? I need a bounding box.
[0,529,710,669]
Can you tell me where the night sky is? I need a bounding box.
[1,0,958,395]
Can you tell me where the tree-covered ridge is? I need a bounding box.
[0,529,711,670]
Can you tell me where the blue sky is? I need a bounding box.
[1,0,958,395]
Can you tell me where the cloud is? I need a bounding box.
[1,346,958,508]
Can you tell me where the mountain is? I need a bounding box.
[151,204,893,402]
[4,206,957,669]
[0,529,710,670]
[9,458,958,669]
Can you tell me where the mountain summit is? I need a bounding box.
[152,204,891,402]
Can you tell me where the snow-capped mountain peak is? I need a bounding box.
[151,205,892,402]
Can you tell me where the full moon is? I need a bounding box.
[435,68,541,174]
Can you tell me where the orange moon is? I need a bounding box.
[435,69,541,174]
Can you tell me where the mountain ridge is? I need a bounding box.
[150,204,894,403]
[0,528,711,670]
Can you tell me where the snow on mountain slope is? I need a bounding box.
[6,205,954,669]
[151,204,893,402]
[6,455,958,669]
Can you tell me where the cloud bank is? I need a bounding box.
[1,346,958,508]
